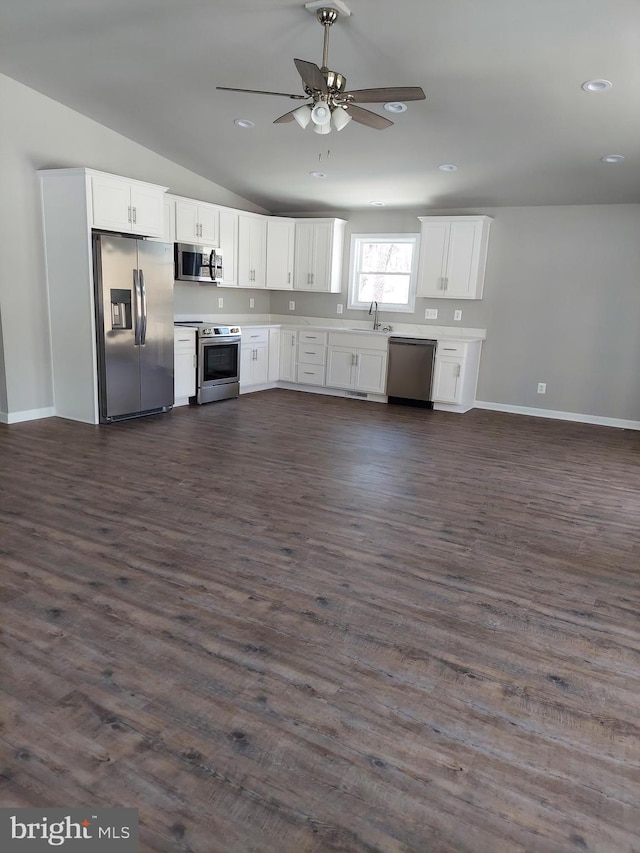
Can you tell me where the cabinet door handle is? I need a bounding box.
[442,347,456,351]
[288,272,291,284]
[444,277,448,291]
[310,273,314,285]
[456,364,461,377]
[291,337,295,347]
[304,351,315,355]
[132,207,137,224]
[192,355,197,367]
[128,206,132,223]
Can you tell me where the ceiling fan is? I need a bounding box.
[216,5,426,133]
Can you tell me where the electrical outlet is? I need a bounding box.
[537,382,547,394]
[249,298,255,309]
[424,308,438,320]
[453,309,463,321]
[337,304,344,314]
[288,300,295,311]
[218,297,224,308]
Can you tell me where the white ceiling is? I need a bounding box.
[2,0,640,213]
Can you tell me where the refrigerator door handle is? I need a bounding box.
[139,269,148,345]
[133,268,142,346]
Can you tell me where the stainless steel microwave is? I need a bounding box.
[175,243,223,284]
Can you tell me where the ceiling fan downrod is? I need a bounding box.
[317,7,339,71]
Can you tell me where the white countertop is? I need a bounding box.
[174,314,486,342]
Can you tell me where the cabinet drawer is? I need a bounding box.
[244,328,269,346]
[437,341,467,357]
[298,330,327,345]
[297,343,326,365]
[174,329,196,351]
[296,363,325,385]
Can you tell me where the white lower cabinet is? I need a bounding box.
[240,328,269,388]
[326,333,388,395]
[432,340,482,412]
[279,329,297,382]
[174,328,196,405]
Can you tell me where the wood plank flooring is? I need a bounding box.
[1,390,640,852]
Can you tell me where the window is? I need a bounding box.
[348,233,420,313]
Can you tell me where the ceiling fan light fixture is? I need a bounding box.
[331,107,352,131]
[293,104,313,128]
[313,120,332,135]
[311,102,332,126]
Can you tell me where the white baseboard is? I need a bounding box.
[0,406,56,424]
[474,400,640,431]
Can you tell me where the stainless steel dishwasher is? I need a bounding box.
[386,337,437,407]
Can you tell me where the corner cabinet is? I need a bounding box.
[417,215,492,299]
[293,218,346,293]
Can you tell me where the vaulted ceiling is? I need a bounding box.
[2,0,640,212]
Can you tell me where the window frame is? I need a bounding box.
[347,232,420,314]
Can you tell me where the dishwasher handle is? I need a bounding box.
[389,337,438,347]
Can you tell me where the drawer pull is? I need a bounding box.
[442,347,457,351]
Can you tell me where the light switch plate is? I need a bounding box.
[249,298,255,309]
[218,297,224,308]
[337,304,344,314]
[288,300,295,311]
[453,309,463,321]
[425,308,438,320]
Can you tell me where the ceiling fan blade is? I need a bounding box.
[344,86,426,104]
[294,58,328,95]
[273,109,298,124]
[217,86,306,100]
[346,104,394,130]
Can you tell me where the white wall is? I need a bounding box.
[271,206,640,422]
[0,73,267,420]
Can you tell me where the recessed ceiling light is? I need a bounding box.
[370,201,385,206]
[582,79,612,92]
[438,163,458,172]
[309,171,327,179]
[384,102,407,113]
[601,154,624,163]
[234,119,255,129]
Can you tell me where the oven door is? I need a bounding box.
[199,337,241,388]
[175,243,223,284]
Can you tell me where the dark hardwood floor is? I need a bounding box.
[1,390,640,852]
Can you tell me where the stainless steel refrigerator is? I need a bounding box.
[93,232,174,423]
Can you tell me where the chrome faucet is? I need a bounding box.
[369,300,380,330]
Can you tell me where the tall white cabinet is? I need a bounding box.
[417,215,492,299]
[38,168,168,424]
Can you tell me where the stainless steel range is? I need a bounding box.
[176,322,241,404]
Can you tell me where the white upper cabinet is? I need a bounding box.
[266,217,295,290]
[293,218,346,293]
[175,198,220,244]
[217,207,238,287]
[90,173,166,237]
[417,215,492,299]
[238,214,267,288]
